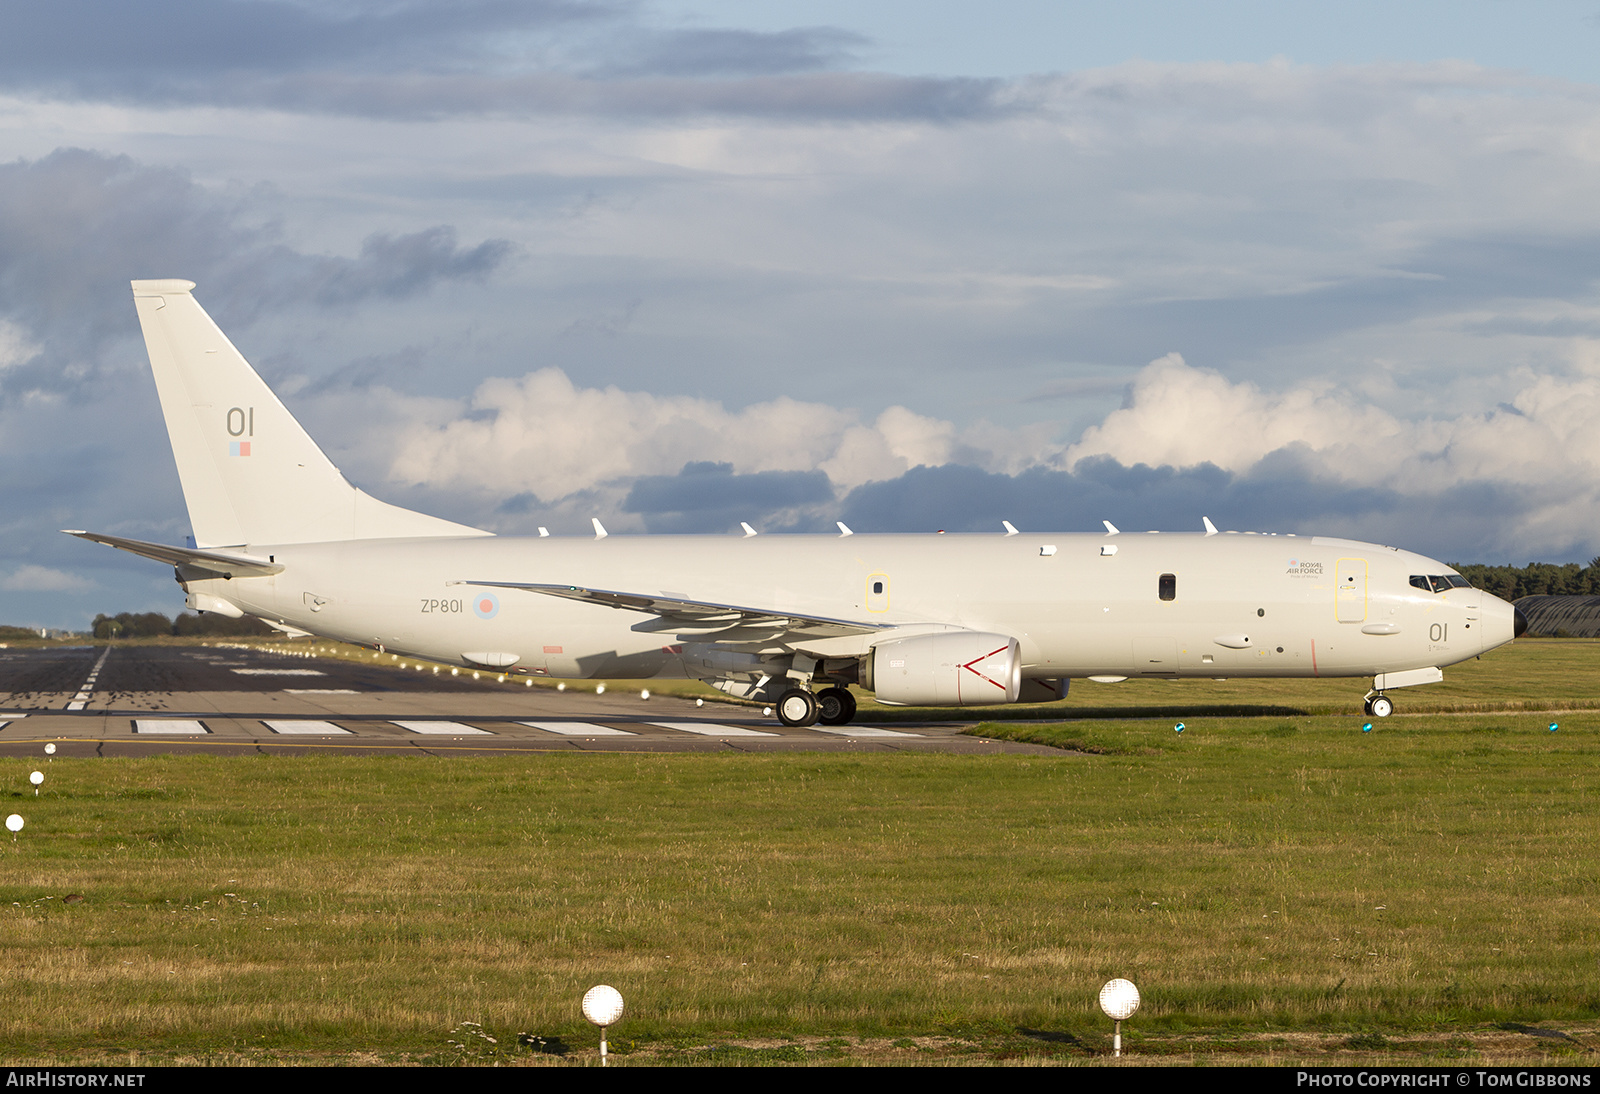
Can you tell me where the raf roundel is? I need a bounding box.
[472,591,500,620]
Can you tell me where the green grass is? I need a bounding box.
[3,703,1600,1064]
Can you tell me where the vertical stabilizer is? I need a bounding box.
[131,279,489,547]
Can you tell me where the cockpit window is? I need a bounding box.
[1411,574,1473,594]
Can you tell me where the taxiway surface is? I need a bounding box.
[0,644,1061,757]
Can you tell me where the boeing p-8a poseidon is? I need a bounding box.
[69,280,1525,726]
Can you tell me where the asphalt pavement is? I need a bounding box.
[0,644,1064,757]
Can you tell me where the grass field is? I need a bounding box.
[1,640,1598,1066]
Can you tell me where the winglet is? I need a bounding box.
[1103,520,1120,535]
[592,518,608,540]
[741,522,758,537]
[1203,516,1218,536]
[1002,520,1019,536]
[836,522,854,537]
[537,527,550,537]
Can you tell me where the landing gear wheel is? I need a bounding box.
[776,688,820,727]
[1362,697,1374,716]
[816,686,857,726]
[1370,695,1394,718]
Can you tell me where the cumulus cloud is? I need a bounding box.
[386,366,1038,507]
[362,348,1600,561]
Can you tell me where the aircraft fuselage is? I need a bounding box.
[183,529,1517,684]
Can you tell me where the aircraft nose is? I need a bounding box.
[1479,594,1520,654]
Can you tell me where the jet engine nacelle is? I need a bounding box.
[867,631,1021,706]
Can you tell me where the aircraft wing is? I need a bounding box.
[63,530,285,579]
[461,581,891,641]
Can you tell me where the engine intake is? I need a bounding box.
[867,631,1021,706]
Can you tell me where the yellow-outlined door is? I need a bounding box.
[866,572,890,613]
[1335,558,1367,623]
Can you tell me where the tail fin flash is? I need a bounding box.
[131,279,488,547]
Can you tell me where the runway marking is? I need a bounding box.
[648,721,780,737]
[390,720,493,736]
[285,689,359,694]
[517,721,637,737]
[262,720,353,736]
[813,726,924,738]
[232,668,326,676]
[64,647,111,710]
[134,719,210,735]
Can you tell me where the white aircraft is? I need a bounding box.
[68,280,1524,726]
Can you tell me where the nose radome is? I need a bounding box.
[1479,594,1520,654]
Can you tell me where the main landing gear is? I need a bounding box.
[1363,693,1394,718]
[775,686,857,727]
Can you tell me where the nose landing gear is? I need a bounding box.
[1363,693,1394,718]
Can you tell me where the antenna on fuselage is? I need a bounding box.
[1202,516,1218,536]
[1103,520,1120,535]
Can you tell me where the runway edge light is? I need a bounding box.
[1098,978,1140,1058]
[582,985,625,1066]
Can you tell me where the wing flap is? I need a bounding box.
[461,581,889,640]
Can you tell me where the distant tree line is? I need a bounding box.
[1450,559,1600,601]
[91,612,275,639]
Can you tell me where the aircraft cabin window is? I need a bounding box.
[1159,573,1176,601]
[873,581,884,594]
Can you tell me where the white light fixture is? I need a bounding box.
[1098,978,1140,1057]
[582,985,625,1066]
[29,771,42,796]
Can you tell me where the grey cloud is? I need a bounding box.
[600,27,869,78]
[0,0,1001,121]
[0,149,510,401]
[0,0,608,79]
[623,461,833,534]
[146,70,1011,123]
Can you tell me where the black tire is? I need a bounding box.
[1370,695,1394,718]
[816,686,857,726]
[776,688,820,727]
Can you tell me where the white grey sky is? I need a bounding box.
[3,1,1600,629]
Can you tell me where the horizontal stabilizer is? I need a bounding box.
[63,530,284,579]
[462,581,891,640]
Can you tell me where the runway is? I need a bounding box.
[0,644,1062,757]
